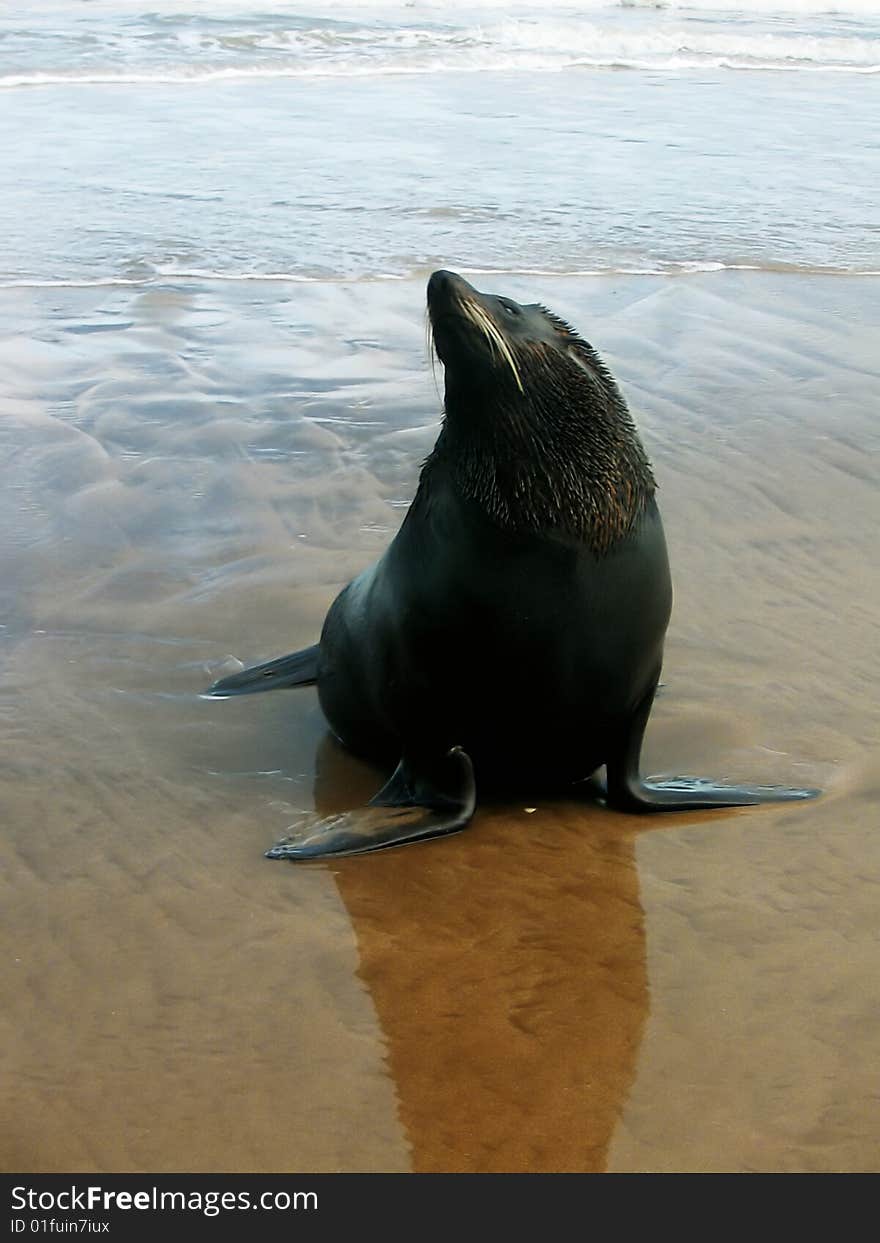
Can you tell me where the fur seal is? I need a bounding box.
[207,270,818,859]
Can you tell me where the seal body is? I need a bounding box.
[318,481,671,789]
[208,270,817,859]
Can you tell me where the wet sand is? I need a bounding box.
[1,272,878,1172]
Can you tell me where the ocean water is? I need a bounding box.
[2,0,878,285]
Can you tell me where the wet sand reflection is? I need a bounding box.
[312,737,648,1173]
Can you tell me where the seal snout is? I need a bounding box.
[427,269,524,393]
[427,269,474,306]
[426,270,474,359]
[427,271,482,326]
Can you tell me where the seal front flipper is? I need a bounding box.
[605,686,820,814]
[205,644,320,698]
[265,746,476,860]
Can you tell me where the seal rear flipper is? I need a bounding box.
[265,746,476,860]
[205,644,320,697]
[604,687,820,814]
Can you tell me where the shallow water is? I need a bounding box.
[2,2,880,284]
[2,270,878,1171]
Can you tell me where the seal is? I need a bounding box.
[207,270,818,859]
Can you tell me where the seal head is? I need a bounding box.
[426,269,655,554]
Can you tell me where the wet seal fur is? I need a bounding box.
[207,270,818,859]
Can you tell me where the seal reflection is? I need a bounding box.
[312,734,649,1173]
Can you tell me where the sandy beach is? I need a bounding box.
[1,269,877,1172]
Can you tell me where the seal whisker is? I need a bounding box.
[464,299,524,394]
[425,309,441,401]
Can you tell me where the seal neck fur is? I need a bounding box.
[425,280,656,556]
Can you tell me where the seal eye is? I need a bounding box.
[501,301,520,317]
